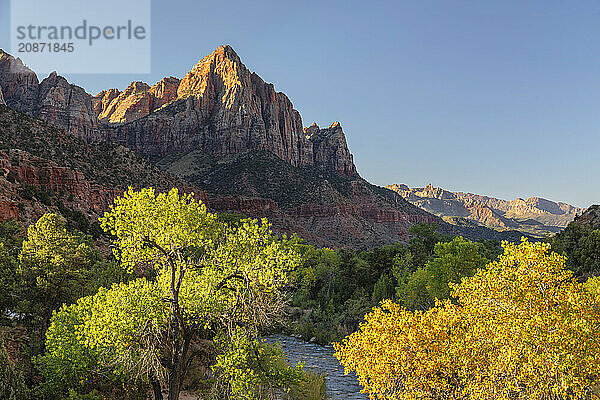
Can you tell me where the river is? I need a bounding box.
[264,335,368,399]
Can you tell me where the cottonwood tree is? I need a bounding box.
[18,213,97,335]
[40,188,301,400]
[335,240,600,400]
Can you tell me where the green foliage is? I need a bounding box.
[41,187,303,399]
[35,299,102,397]
[65,389,103,400]
[0,219,25,252]
[550,222,600,278]
[0,338,28,400]
[407,223,445,266]
[371,273,395,304]
[396,236,490,309]
[18,213,100,331]
[88,259,135,291]
[20,184,52,205]
[335,240,600,400]
[216,212,247,228]
[211,329,308,399]
[290,226,493,343]
[0,243,19,321]
[56,201,91,233]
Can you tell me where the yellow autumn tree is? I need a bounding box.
[334,240,600,400]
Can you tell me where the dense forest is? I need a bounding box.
[1,187,598,399]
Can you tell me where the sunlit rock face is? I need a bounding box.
[0,46,357,177]
[95,45,357,176]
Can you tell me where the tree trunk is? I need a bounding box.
[150,375,163,400]
[167,367,181,400]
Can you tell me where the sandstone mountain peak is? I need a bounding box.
[0,46,358,177]
[88,45,358,176]
[213,44,241,61]
[0,45,356,176]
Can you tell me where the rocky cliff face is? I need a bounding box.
[0,51,39,112]
[0,86,5,105]
[0,50,101,141]
[95,46,357,176]
[93,77,181,124]
[304,122,356,176]
[0,46,357,178]
[36,72,101,141]
[387,183,583,237]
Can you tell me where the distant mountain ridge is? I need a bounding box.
[387,183,582,237]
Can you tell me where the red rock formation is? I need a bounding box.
[305,122,356,176]
[149,77,180,109]
[93,88,120,116]
[94,77,181,124]
[36,72,101,141]
[95,45,356,176]
[1,46,357,178]
[0,50,39,112]
[0,150,121,215]
[291,203,437,225]
[0,196,19,220]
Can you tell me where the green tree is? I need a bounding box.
[0,244,19,321]
[18,213,98,335]
[371,273,395,304]
[550,222,600,278]
[407,223,441,266]
[396,237,489,310]
[41,188,301,400]
[0,338,28,400]
[0,220,25,322]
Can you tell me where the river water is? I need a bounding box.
[264,335,368,399]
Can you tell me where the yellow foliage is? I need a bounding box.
[334,240,600,400]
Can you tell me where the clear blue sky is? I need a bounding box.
[1,0,598,207]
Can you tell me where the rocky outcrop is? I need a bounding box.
[36,72,101,141]
[93,88,119,115]
[305,122,356,176]
[206,196,277,214]
[0,50,39,112]
[93,77,180,124]
[388,183,582,237]
[0,86,5,105]
[1,46,357,177]
[0,50,101,141]
[94,45,357,176]
[573,205,600,229]
[1,150,121,214]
